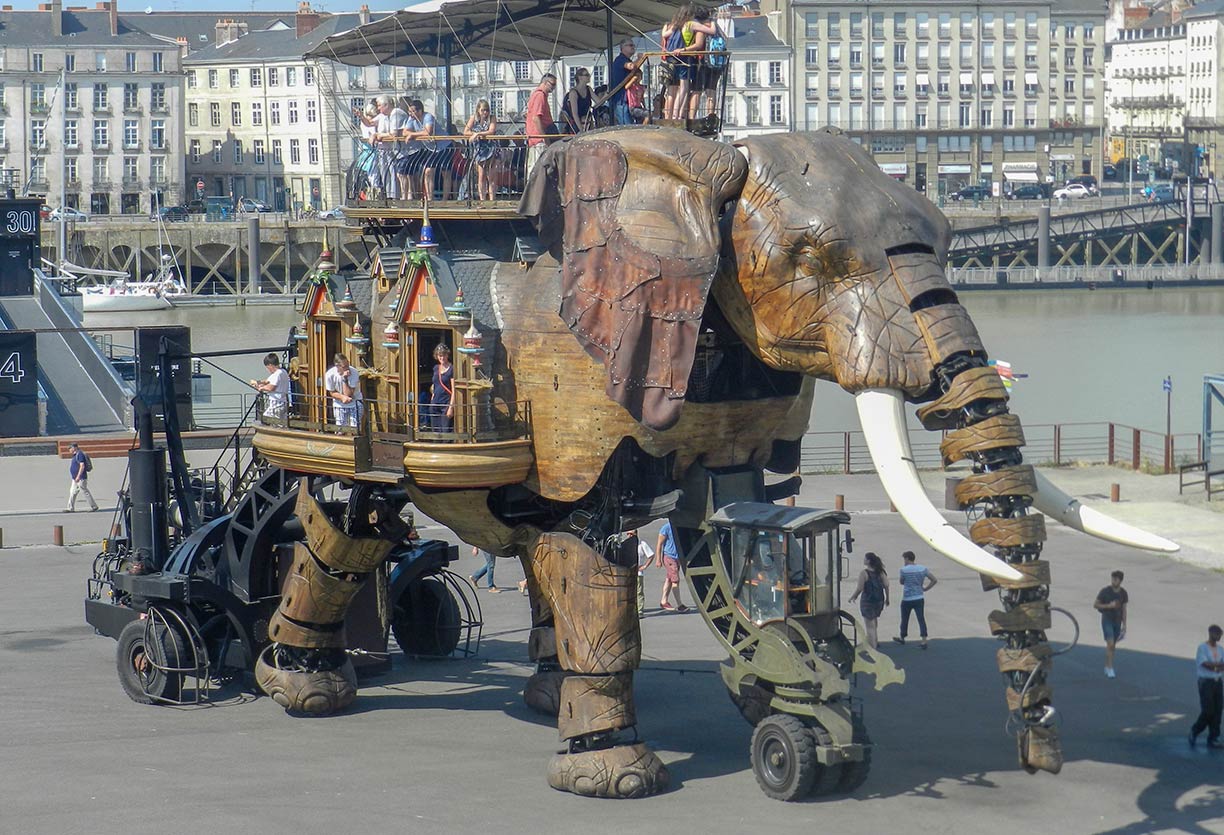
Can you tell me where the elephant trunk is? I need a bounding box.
[855,354,1061,773]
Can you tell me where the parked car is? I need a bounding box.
[317,207,346,220]
[151,205,191,222]
[1150,184,1176,202]
[1065,175,1099,194]
[950,185,992,202]
[186,200,206,214]
[1102,163,1118,181]
[238,197,272,213]
[1006,184,1047,200]
[38,204,51,220]
[1052,183,1093,200]
[48,206,89,222]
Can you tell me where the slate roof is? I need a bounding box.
[132,12,294,50]
[0,9,164,46]
[184,12,388,65]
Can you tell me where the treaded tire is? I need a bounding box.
[116,618,186,704]
[750,714,818,801]
[391,576,461,657]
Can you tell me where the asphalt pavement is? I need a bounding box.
[1,456,1223,834]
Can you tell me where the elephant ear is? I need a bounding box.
[520,128,748,431]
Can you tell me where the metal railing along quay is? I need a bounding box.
[800,421,1204,476]
[948,264,1224,286]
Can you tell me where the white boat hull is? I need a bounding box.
[82,292,177,312]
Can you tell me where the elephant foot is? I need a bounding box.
[546,741,670,798]
[524,669,568,716]
[1018,724,1063,775]
[255,645,357,714]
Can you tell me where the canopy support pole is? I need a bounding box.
[606,7,614,76]
[443,38,453,132]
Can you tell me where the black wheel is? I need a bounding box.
[750,714,818,801]
[837,716,873,793]
[116,619,186,704]
[391,576,461,657]
[806,724,843,796]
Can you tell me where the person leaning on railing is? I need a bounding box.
[250,352,289,422]
[463,100,499,202]
[325,353,363,428]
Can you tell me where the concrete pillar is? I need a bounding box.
[1036,206,1051,274]
[1212,203,1223,266]
[247,216,261,295]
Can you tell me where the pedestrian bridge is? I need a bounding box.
[949,199,1221,269]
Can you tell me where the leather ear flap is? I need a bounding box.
[525,129,747,431]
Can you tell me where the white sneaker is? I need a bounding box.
[1105,667,1116,679]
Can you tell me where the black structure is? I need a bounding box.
[0,330,38,437]
[0,199,40,297]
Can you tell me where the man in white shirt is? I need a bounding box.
[894,550,937,649]
[1190,624,1223,748]
[250,352,289,421]
[324,353,363,427]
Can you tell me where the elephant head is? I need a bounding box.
[521,126,1176,584]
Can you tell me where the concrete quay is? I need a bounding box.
[0,456,1222,834]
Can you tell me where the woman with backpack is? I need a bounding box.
[848,552,890,649]
[664,5,718,120]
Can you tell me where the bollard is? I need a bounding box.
[53,525,64,546]
[1110,483,1121,503]
[835,494,845,511]
[0,527,4,548]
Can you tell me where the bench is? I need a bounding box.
[57,437,137,459]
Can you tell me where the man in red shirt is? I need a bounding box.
[526,73,557,177]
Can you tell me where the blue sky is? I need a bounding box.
[5,0,407,11]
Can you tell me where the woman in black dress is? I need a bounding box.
[562,68,593,133]
[848,552,889,648]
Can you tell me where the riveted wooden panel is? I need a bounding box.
[988,600,1052,634]
[970,515,1047,548]
[911,305,986,366]
[940,413,1025,465]
[916,366,1009,430]
[266,611,347,648]
[955,465,1038,508]
[1006,683,1052,712]
[981,559,1051,591]
[557,673,636,740]
[996,644,1053,674]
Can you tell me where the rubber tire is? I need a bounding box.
[391,576,461,657]
[806,724,843,797]
[750,714,818,801]
[836,717,873,793]
[116,618,186,704]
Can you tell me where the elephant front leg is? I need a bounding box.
[255,488,396,714]
[530,531,669,798]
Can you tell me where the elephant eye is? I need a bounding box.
[794,244,825,276]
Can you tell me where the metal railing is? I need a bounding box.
[948,264,1224,285]
[257,393,533,445]
[800,421,1203,476]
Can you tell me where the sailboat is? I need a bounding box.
[73,255,189,312]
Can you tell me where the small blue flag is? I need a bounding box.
[1162,376,1172,393]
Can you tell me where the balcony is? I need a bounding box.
[348,78,366,90]
[29,180,49,191]
[828,89,842,99]
[849,60,862,69]
[63,143,82,154]
[28,141,48,152]
[65,179,82,189]
[122,176,143,187]
[151,104,169,115]
[93,142,111,152]
[827,60,841,69]
[805,88,821,100]
[872,87,885,98]
[1115,95,1183,109]
[916,59,929,69]
[938,60,951,69]
[93,105,112,115]
[915,87,929,98]
[92,180,113,190]
[123,142,142,152]
[850,89,864,99]
[30,103,51,115]
[123,103,142,114]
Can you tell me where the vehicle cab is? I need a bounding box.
[709,503,850,632]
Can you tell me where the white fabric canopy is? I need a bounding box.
[982,72,995,85]
[1005,171,1040,182]
[959,72,973,84]
[307,0,689,67]
[1024,72,1039,84]
[916,72,930,85]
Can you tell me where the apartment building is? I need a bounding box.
[720,13,795,139]
[0,1,186,214]
[1106,3,1224,180]
[765,0,1106,197]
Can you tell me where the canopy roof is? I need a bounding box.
[306,0,685,67]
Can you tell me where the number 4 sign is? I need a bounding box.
[0,351,25,383]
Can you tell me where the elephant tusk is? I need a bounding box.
[1030,470,1180,553]
[855,389,1023,582]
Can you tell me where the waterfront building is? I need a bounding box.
[1105,2,1224,182]
[763,0,1106,197]
[719,12,795,140]
[0,0,186,215]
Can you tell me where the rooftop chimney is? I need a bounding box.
[215,17,241,45]
[107,0,117,37]
[359,3,369,25]
[51,0,62,37]
[296,1,321,38]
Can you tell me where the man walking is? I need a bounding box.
[1190,624,1223,749]
[655,521,688,612]
[525,73,557,176]
[1093,570,1129,679]
[894,550,936,648]
[65,442,99,512]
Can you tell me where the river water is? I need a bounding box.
[85,286,1224,436]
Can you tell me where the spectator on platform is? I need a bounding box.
[562,68,593,133]
[463,99,499,202]
[526,73,558,176]
[324,353,362,428]
[250,353,289,421]
[609,40,640,126]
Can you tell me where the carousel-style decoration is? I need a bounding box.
[458,321,484,368]
[381,320,400,350]
[335,282,357,313]
[345,318,370,348]
[416,193,438,249]
[443,287,471,325]
[294,314,310,342]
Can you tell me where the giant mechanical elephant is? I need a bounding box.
[260,126,1177,799]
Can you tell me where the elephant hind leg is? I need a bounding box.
[530,531,669,798]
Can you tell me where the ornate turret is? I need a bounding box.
[444,288,470,325]
[336,282,357,312]
[458,321,484,368]
[382,320,400,349]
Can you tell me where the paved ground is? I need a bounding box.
[1,455,1223,834]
